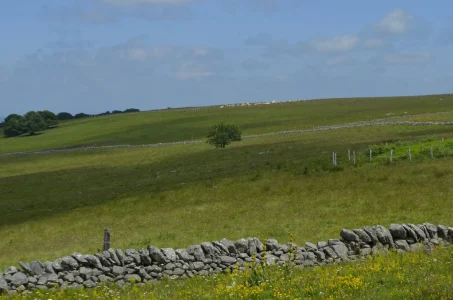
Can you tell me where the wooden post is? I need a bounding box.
[370,149,372,162]
[332,152,335,166]
[103,228,111,251]
[390,149,393,162]
[408,147,412,161]
[334,152,337,166]
[348,150,351,161]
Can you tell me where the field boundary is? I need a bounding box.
[1,222,451,295]
[1,119,453,156]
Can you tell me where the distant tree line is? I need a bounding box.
[2,111,59,137]
[56,108,140,120]
[2,108,140,138]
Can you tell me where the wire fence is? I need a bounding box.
[1,112,453,156]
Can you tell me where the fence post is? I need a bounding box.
[332,152,335,166]
[348,150,351,161]
[431,145,434,159]
[335,152,337,166]
[353,151,356,165]
[103,228,111,251]
[370,149,372,162]
[408,147,412,161]
[390,149,393,162]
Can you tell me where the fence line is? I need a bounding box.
[331,136,450,166]
[2,120,453,157]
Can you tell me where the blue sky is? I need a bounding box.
[1,0,453,115]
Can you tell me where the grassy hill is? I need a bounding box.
[1,95,453,298]
[1,94,453,153]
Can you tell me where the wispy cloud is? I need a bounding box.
[310,35,359,53]
[371,51,432,66]
[375,8,415,35]
[102,0,190,6]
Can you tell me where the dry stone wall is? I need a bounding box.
[1,222,452,295]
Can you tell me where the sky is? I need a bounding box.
[1,0,453,116]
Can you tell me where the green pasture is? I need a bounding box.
[1,94,453,153]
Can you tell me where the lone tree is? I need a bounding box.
[207,124,242,148]
[24,111,47,135]
[3,114,26,137]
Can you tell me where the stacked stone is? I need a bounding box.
[1,223,452,295]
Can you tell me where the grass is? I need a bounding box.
[4,247,453,299]
[2,95,453,298]
[1,124,453,269]
[2,94,453,153]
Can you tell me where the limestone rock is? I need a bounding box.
[72,253,89,266]
[395,240,410,251]
[148,246,168,264]
[187,245,205,261]
[112,266,126,276]
[220,256,236,265]
[389,224,407,239]
[352,229,371,243]
[125,249,141,265]
[115,249,125,265]
[83,280,96,288]
[85,255,102,269]
[176,249,194,262]
[212,241,229,255]
[61,256,79,271]
[265,239,280,252]
[402,225,418,242]
[161,248,177,262]
[200,243,217,258]
[247,238,257,256]
[340,229,360,242]
[192,262,205,271]
[408,224,427,240]
[363,226,379,244]
[10,272,28,287]
[235,239,249,253]
[373,225,395,248]
[424,223,438,239]
[220,238,237,254]
[317,241,328,248]
[437,225,449,239]
[304,242,317,250]
[330,243,348,258]
[0,276,8,293]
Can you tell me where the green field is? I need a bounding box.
[1,94,453,153]
[1,95,453,298]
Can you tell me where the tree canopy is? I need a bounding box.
[24,111,48,135]
[39,110,59,127]
[3,114,26,137]
[57,112,73,120]
[207,124,242,148]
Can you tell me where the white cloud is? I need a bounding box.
[310,35,359,53]
[364,38,386,49]
[102,0,189,6]
[241,59,270,71]
[376,9,414,35]
[176,71,213,80]
[378,52,432,65]
[325,56,355,66]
